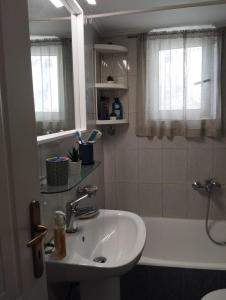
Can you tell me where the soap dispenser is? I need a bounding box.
[54,211,66,259]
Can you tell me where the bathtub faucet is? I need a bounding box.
[192,178,221,193]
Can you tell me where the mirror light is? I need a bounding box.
[86,0,96,5]
[49,0,64,8]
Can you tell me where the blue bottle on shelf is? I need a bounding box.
[112,98,123,119]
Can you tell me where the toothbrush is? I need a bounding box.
[87,129,102,143]
[75,131,84,144]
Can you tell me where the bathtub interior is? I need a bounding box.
[140,217,226,270]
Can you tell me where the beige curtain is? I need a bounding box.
[136,29,223,138]
[222,29,226,135]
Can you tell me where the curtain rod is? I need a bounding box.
[86,0,226,19]
[127,26,218,38]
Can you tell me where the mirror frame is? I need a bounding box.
[35,0,86,145]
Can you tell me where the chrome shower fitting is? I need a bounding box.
[192,181,206,192]
[192,178,225,246]
[205,178,221,192]
[192,178,221,193]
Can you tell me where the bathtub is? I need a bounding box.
[139,217,226,271]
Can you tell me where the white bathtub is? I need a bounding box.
[139,217,226,271]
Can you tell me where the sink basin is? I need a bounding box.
[46,209,146,282]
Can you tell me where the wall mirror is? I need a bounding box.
[28,0,86,144]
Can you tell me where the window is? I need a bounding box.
[159,46,202,111]
[136,29,222,137]
[145,30,220,122]
[32,55,59,114]
[31,42,65,123]
[31,39,75,136]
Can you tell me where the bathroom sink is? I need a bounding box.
[46,209,146,282]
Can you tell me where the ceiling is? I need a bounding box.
[77,0,226,37]
[28,0,71,37]
[27,0,226,37]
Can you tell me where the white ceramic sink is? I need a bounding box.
[46,209,146,282]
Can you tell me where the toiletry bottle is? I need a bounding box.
[54,211,66,259]
[99,96,109,120]
[112,98,123,119]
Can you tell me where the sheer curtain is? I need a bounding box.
[136,29,222,137]
[31,39,74,135]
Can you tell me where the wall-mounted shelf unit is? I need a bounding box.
[94,44,128,54]
[95,83,128,90]
[40,161,101,194]
[96,119,128,125]
[94,43,129,126]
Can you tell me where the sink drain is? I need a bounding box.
[93,256,107,263]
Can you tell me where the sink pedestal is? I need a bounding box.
[80,277,120,300]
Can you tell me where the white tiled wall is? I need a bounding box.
[38,25,105,239]
[102,36,226,220]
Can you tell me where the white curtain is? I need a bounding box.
[31,40,65,135]
[136,29,222,137]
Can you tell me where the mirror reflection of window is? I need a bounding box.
[30,37,74,135]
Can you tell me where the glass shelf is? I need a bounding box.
[40,161,101,194]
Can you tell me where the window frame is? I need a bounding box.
[147,34,215,121]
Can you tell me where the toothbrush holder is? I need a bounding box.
[79,143,94,165]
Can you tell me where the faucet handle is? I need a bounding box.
[205,178,221,191]
[77,185,98,197]
[192,181,206,192]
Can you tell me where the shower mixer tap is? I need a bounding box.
[192,178,221,193]
[192,178,225,246]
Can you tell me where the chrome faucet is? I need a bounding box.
[66,185,98,233]
[192,178,221,193]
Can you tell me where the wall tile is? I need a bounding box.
[138,136,162,149]
[105,181,117,210]
[103,140,116,183]
[212,137,226,148]
[138,183,162,217]
[128,75,137,113]
[115,149,138,182]
[162,149,187,183]
[113,113,138,150]
[162,136,188,149]
[188,137,213,149]
[187,148,213,183]
[187,187,207,219]
[138,149,162,183]
[213,148,226,184]
[162,184,188,218]
[210,185,226,220]
[116,182,138,213]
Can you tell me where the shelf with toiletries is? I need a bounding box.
[94,43,129,125]
[40,161,101,194]
[41,130,102,194]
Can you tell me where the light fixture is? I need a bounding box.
[49,0,64,8]
[86,0,96,5]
